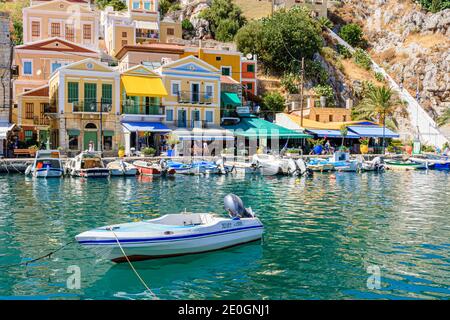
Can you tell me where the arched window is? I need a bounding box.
[85,123,97,129]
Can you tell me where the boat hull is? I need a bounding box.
[34,168,64,178]
[77,225,263,262]
[384,161,426,171]
[76,169,110,178]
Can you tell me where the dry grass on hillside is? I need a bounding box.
[233,0,272,20]
[404,33,450,49]
[341,59,384,86]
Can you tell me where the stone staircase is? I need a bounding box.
[327,29,449,148]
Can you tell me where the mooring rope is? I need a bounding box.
[0,240,76,269]
[108,228,158,300]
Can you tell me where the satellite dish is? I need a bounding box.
[246,53,253,60]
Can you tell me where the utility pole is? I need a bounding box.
[299,57,305,128]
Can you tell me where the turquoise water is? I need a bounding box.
[0,171,449,300]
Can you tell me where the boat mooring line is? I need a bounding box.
[108,228,158,300]
[0,240,76,269]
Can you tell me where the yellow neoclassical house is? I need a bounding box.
[23,0,100,50]
[182,46,242,84]
[119,65,170,155]
[48,58,121,153]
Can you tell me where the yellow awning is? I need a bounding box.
[121,76,168,97]
[287,114,378,130]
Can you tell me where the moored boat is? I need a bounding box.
[107,160,137,176]
[133,160,176,176]
[384,159,427,171]
[307,158,334,172]
[25,150,64,178]
[75,194,264,262]
[409,155,450,170]
[66,151,110,178]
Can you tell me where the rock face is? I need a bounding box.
[330,0,450,119]
[165,0,213,39]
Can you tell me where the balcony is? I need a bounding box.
[71,100,113,113]
[122,104,163,115]
[171,120,208,129]
[177,91,213,105]
[33,116,50,126]
[44,104,57,114]
[136,29,159,40]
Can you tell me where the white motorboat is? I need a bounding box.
[25,150,64,178]
[359,156,384,172]
[76,194,264,262]
[107,160,137,176]
[251,154,307,176]
[328,151,361,172]
[66,151,110,178]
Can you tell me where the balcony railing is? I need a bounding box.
[71,100,113,113]
[171,120,208,129]
[136,30,159,39]
[177,91,213,105]
[121,104,163,115]
[33,116,50,126]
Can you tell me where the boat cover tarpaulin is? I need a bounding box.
[122,122,171,133]
[348,126,399,138]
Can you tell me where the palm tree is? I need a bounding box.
[437,108,450,127]
[340,124,348,148]
[352,86,406,154]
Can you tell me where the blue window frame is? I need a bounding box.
[132,1,140,9]
[205,111,213,123]
[166,109,173,121]
[51,62,62,73]
[144,1,151,10]
[23,61,32,75]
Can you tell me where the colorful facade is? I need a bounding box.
[23,0,100,50]
[155,55,222,129]
[101,0,182,56]
[48,58,121,153]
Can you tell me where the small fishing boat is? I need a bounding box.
[133,160,176,176]
[409,155,450,170]
[384,159,427,171]
[66,151,110,178]
[359,156,384,172]
[107,160,137,176]
[167,160,195,174]
[307,158,334,172]
[75,194,264,262]
[227,161,260,175]
[25,150,64,178]
[251,154,290,176]
[328,151,361,172]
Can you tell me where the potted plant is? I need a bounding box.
[404,140,413,155]
[118,144,125,158]
[142,147,156,157]
[359,138,369,154]
[286,148,300,157]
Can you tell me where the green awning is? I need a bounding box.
[221,92,241,107]
[67,129,80,136]
[222,116,312,138]
[103,130,114,137]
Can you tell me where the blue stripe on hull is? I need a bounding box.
[78,225,264,245]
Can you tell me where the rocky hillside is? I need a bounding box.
[329,0,450,119]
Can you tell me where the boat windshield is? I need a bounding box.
[81,159,103,169]
[35,159,61,169]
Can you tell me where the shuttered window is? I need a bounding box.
[68,82,79,103]
[25,103,34,119]
[65,24,74,42]
[50,23,61,37]
[83,24,92,40]
[84,83,97,111]
[31,21,40,37]
[101,84,112,111]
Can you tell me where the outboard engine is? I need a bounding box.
[296,158,308,175]
[287,159,298,176]
[372,157,384,171]
[224,194,253,218]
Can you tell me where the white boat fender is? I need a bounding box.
[25,165,32,176]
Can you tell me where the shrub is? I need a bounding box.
[415,0,450,13]
[353,48,372,70]
[215,19,241,42]
[336,44,352,59]
[281,73,299,94]
[317,16,334,30]
[339,23,364,47]
[313,84,335,106]
[182,19,194,32]
[95,0,127,11]
[374,71,385,82]
[262,92,286,112]
[305,61,328,85]
[142,147,156,156]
